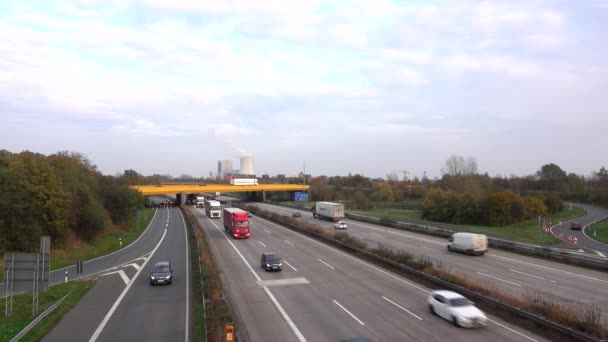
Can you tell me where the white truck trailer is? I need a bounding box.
[312,202,345,221]
[204,200,222,218]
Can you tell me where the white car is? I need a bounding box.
[428,290,487,328]
[334,220,348,229]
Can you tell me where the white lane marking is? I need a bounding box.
[264,228,271,233]
[47,209,158,274]
[258,277,310,287]
[258,241,267,248]
[317,258,335,270]
[284,240,295,246]
[166,223,169,227]
[264,287,307,341]
[89,228,167,342]
[333,300,365,326]
[419,245,441,252]
[179,208,190,342]
[382,296,423,321]
[259,207,541,342]
[488,254,608,284]
[352,210,608,284]
[284,260,298,272]
[122,263,140,271]
[488,319,539,342]
[261,218,430,293]
[205,219,306,342]
[476,272,522,287]
[509,269,545,280]
[595,251,606,257]
[100,270,130,286]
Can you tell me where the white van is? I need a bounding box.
[447,233,488,256]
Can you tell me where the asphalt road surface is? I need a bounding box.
[251,203,608,322]
[41,206,190,342]
[193,206,547,342]
[551,203,608,255]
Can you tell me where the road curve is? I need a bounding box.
[551,203,608,256]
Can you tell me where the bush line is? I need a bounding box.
[243,204,607,341]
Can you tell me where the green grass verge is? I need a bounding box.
[589,219,608,245]
[1,208,155,284]
[0,281,94,342]
[182,208,205,341]
[354,206,587,245]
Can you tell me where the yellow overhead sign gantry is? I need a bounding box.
[131,183,309,196]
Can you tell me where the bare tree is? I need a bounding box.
[442,155,478,176]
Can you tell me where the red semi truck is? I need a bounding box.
[223,207,250,239]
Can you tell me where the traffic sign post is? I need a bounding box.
[225,323,235,342]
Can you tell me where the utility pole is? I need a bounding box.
[303,160,306,186]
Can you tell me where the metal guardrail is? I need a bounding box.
[266,201,608,269]
[251,208,603,342]
[345,212,608,271]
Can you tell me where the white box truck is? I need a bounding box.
[447,233,488,255]
[312,202,345,221]
[230,178,258,186]
[205,200,222,218]
[195,196,205,208]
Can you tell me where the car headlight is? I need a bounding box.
[266,264,270,267]
[279,263,282,266]
[151,276,155,280]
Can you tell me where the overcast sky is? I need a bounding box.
[1,0,607,179]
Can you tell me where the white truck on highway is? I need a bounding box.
[312,202,345,222]
[195,196,205,208]
[205,200,222,218]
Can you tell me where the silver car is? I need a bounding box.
[428,290,487,328]
[334,220,348,229]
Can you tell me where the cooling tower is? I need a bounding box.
[240,155,254,175]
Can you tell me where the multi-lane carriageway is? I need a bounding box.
[252,203,608,322]
[192,206,548,342]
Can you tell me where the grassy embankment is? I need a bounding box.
[355,206,586,245]
[282,200,586,245]
[1,208,154,284]
[589,219,608,244]
[0,281,94,342]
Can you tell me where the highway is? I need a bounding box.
[192,206,547,342]
[251,203,608,322]
[551,203,608,256]
[41,206,190,342]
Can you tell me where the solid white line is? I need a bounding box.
[284,240,295,246]
[166,223,169,227]
[89,228,167,342]
[122,263,140,271]
[259,205,540,341]
[179,209,190,342]
[261,217,430,293]
[258,241,267,248]
[100,270,130,286]
[488,319,539,342]
[419,245,441,252]
[206,219,306,341]
[382,296,423,321]
[333,300,365,326]
[595,251,606,257]
[284,260,298,272]
[477,272,522,287]
[488,254,608,283]
[264,228,271,232]
[317,258,335,270]
[509,269,545,280]
[264,287,307,341]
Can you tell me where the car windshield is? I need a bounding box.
[234,221,248,227]
[449,298,471,307]
[154,265,170,273]
[265,254,280,261]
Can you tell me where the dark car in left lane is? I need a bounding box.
[150,261,173,285]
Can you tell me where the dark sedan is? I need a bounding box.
[150,261,173,285]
